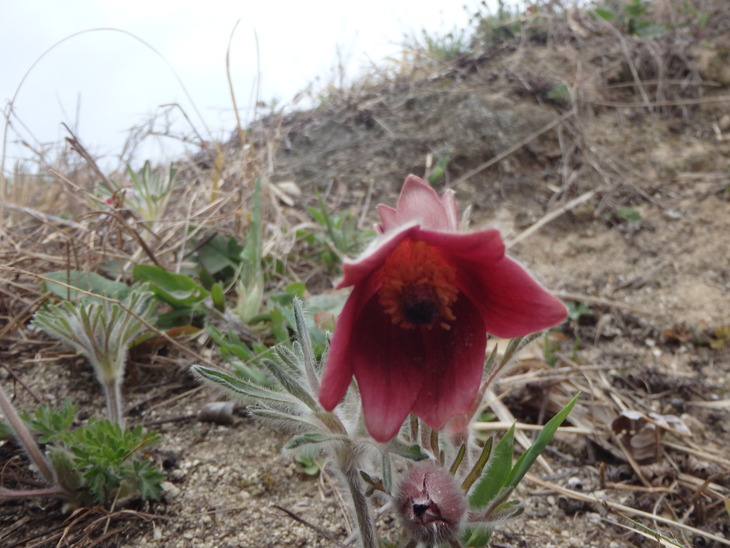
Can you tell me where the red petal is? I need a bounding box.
[412,228,566,337]
[337,224,418,290]
[410,296,486,429]
[464,253,567,337]
[319,283,365,411]
[378,175,458,232]
[349,298,426,441]
[376,204,397,233]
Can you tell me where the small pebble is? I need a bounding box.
[161,481,181,501]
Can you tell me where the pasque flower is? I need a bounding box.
[319,175,566,441]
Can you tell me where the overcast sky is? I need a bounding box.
[1,0,488,173]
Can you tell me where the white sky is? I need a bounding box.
[1,0,488,173]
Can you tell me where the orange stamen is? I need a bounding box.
[378,239,458,329]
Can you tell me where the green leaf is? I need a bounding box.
[305,293,346,315]
[128,460,165,500]
[249,407,323,430]
[546,84,570,101]
[505,393,580,490]
[291,298,316,378]
[285,282,306,297]
[468,424,514,509]
[192,365,292,406]
[197,233,243,276]
[44,270,129,301]
[489,499,524,521]
[206,325,253,361]
[133,264,209,307]
[460,437,493,492]
[284,432,346,450]
[386,439,431,461]
[427,156,449,186]
[463,527,494,547]
[211,283,225,312]
[261,358,318,410]
[24,399,77,443]
[593,8,615,21]
[51,416,164,505]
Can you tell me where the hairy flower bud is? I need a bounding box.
[395,462,467,544]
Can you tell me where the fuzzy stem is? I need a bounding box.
[0,384,57,486]
[344,466,376,548]
[337,449,376,548]
[103,378,124,427]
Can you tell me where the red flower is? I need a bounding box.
[319,175,566,441]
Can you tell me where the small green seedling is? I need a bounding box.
[0,397,164,506]
[32,283,155,426]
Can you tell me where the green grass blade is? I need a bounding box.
[468,424,514,509]
[241,177,263,286]
[505,392,580,490]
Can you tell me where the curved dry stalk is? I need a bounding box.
[0,384,62,491]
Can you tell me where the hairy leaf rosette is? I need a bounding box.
[319,175,566,441]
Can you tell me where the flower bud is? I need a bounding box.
[395,461,467,544]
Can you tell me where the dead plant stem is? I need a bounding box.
[0,383,58,488]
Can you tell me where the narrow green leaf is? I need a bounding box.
[292,298,317,389]
[449,443,467,476]
[505,393,580,490]
[261,359,318,410]
[461,437,493,492]
[44,270,129,301]
[468,424,515,509]
[284,432,346,450]
[488,499,524,521]
[484,342,499,373]
[192,365,293,406]
[211,283,225,312]
[249,407,323,430]
[386,439,430,461]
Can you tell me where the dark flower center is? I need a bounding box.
[378,239,458,330]
[412,502,430,519]
[401,286,441,326]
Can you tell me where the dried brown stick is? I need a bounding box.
[507,189,596,247]
[2,202,86,230]
[272,504,348,548]
[526,473,730,546]
[449,109,576,189]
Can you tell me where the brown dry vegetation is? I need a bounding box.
[2,1,730,546]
